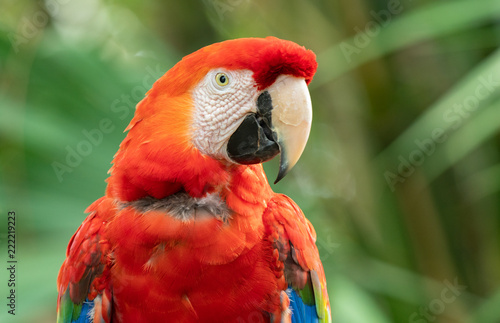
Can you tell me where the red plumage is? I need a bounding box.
[107,37,316,202]
[57,37,329,323]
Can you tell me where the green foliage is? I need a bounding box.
[1,1,499,322]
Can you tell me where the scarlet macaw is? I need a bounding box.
[57,37,331,323]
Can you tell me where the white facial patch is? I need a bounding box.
[191,69,259,160]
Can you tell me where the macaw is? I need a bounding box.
[57,36,331,323]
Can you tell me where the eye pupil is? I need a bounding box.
[216,73,229,86]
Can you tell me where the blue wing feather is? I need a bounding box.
[287,287,320,323]
[73,299,94,323]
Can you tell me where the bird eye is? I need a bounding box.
[215,73,229,86]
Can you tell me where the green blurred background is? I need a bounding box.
[1,0,500,322]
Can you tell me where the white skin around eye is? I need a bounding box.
[190,69,259,161]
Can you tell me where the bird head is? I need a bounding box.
[107,37,317,201]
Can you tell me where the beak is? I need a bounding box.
[226,75,313,184]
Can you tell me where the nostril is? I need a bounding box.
[256,91,273,116]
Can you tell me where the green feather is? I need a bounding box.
[298,279,316,306]
[57,288,83,323]
[72,303,83,321]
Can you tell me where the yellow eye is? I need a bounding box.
[215,73,229,86]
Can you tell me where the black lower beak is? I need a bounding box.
[226,111,279,164]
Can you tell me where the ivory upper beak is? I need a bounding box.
[267,75,313,183]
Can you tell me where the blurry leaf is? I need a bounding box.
[473,288,500,323]
[332,275,392,323]
[315,0,500,86]
[460,163,500,201]
[428,101,500,181]
[376,47,500,180]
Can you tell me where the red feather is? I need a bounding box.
[57,37,329,323]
